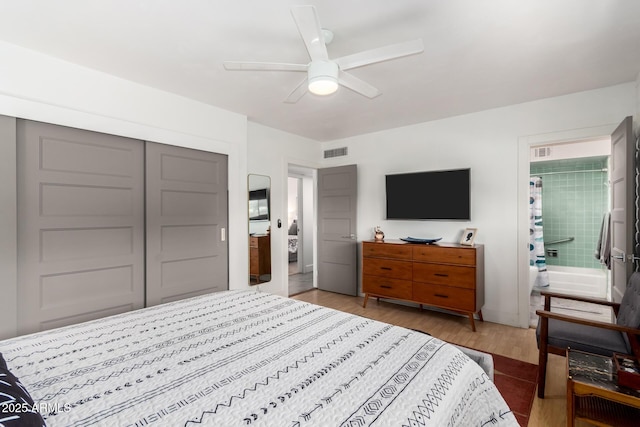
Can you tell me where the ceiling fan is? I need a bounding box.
[223,5,424,103]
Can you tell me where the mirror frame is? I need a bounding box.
[248,174,271,285]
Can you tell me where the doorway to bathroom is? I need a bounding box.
[287,165,315,296]
[528,137,612,325]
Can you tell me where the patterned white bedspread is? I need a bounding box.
[0,291,517,426]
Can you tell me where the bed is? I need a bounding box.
[288,235,298,262]
[0,290,517,426]
[288,221,298,263]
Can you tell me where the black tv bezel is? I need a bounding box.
[385,168,471,221]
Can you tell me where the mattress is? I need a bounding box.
[0,290,517,426]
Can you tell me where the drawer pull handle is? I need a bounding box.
[434,273,449,277]
[381,285,392,289]
[380,267,392,270]
[434,294,449,298]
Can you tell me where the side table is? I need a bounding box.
[567,348,640,426]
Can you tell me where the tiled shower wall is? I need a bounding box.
[530,156,609,269]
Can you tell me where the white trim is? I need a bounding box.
[516,123,618,328]
[0,116,17,339]
[284,158,322,296]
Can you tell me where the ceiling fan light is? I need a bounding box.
[308,76,338,95]
[308,61,339,96]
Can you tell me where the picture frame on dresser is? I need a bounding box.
[460,227,477,246]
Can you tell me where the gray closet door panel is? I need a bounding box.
[40,227,134,262]
[17,120,145,334]
[146,142,228,306]
[40,304,135,332]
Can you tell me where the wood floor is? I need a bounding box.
[288,271,314,296]
[292,289,585,427]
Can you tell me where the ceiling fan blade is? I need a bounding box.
[223,61,307,72]
[284,78,309,103]
[335,39,424,71]
[291,5,329,61]
[338,71,381,98]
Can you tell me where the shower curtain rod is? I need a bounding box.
[530,168,607,177]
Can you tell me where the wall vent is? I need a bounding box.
[324,147,348,158]
[534,146,551,158]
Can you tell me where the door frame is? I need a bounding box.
[517,123,619,328]
[284,161,321,294]
[287,173,307,275]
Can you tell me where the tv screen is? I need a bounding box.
[248,188,269,220]
[386,168,470,220]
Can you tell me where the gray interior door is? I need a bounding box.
[610,116,634,302]
[145,142,228,306]
[317,164,358,296]
[17,120,145,334]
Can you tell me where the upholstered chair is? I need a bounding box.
[536,272,640,398]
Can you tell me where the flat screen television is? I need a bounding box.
[386,168,470,220]
[248,188,269,221]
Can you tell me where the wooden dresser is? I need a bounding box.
[249,234,271,284]
[362,240,484,331]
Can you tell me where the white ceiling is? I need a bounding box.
[1,0,639,141]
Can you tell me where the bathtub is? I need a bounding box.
[529,265,608,298]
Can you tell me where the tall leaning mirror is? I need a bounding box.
[248,174,271,284]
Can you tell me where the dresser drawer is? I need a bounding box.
[250,248,259,272]
[413,283,475,311]
[363,242,412,259]
[413,263,475,288]
[363,275,412,300]
[412,246,475,265]
[363,258,412,280]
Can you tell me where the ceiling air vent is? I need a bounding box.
[534,147,551,158]
[324,147,348,158]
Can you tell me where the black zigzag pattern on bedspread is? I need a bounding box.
[337,338,447,426]
[36,305,335,400]
[68,318,376,426]
[403,351,474,426]
[6,292,260,353]
[5,292,276,364]
[403,352,513,427]
[187,325,401,426]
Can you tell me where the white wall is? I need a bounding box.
[0,41,248,338]
[320,83,635,328]
[247,122,322,296]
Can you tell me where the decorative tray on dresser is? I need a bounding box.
[361,239,485,331]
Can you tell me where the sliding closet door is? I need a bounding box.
[17,120,145,334]
[145,142,228,306]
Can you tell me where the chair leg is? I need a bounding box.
[537,347,548,399]
[537,317,549,398]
